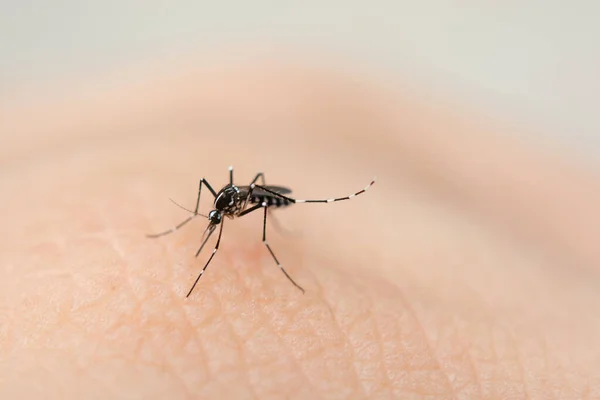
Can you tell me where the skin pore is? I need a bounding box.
[1,60,600,399]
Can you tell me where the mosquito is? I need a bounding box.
[147,166,376,297]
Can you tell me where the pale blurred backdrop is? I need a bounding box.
[1,1,599,162]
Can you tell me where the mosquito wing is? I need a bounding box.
[238,185,292,196]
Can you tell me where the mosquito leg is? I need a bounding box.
[261,203,305,293]
[238,172,287,234]
[251,172,266,186]
[249,173,292,235]
[186,220,224,298]
[194,178,217,214]
[229,166,263,186]
[237,202,304,292]
[240,172,265,211]
[253,178,376,204]
[146,215,196,238]
[238,202,263,217]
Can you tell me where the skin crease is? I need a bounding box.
[1,58,600,399]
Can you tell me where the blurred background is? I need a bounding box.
[1,1,599,162]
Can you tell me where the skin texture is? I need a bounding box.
[1,59,600,399]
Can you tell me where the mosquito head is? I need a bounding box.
[208,210,222,225]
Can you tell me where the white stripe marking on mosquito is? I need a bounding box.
[296,199,306,203]
[349,194,355,198]
[327,198,335,203]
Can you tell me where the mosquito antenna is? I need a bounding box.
[169,197,208,218]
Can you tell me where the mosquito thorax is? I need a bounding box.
[214,185,241,214]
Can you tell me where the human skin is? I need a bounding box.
[1,60,600,399]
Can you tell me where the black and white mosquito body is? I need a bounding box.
[147,167,376,297]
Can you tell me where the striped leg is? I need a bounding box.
[253,178,376,204]
[261,203,305,293]
[186,220,224,298]
[239,202,305,293]
[194,178,218,212]
[251,172,266,186]
[247,173,292,235]
[240,172,265,212]
[228,165,236,185]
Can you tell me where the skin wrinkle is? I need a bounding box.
[162,360,194,400]
[153,238,217,389]
[394,291,454,396]
[152,324,211,398]
[252,308,317,397]
[337,276,444,397]
[303,266,368,398]
[152,214,264,398]
[240,241,358,394]
[255,291,334,397]
[446,340,481,398]
[484,324,535,398]
[106,240,160,370]
[508,328,531,398]
[545,336,575,398]
[162,308,213,398]
[207,253,317,397]
[536,334,564,397]
[102,212,213,398]
[308,268,373,394]
[180,304,216,385]
[489,325,502,394]
[419,314,482,398]
[476,325,504,398]
[363,294,395,397]
[295,297,364,397]
[306,308,366,399]
[207,273,260,399]
[182,299,230,392]
[326,309,370,398]
[492,325,525,398]
[403,288,501,398]
[325,275,395,397]
[541,335,576,399]
[462,332,484,398]
[406,217,596,396]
